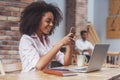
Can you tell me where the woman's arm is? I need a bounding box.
[64,39,75,65]
[36,42,63,70]
[36,33,74,70]
[64,45,72,66]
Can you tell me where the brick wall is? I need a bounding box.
[66,0,88,39]
[66,0,76,34]
[66,0,88,64]
[0,0,88,64]
[0,0,34,63]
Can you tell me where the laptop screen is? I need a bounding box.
[87,44,109,72]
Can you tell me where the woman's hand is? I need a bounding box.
[60,33,75,46]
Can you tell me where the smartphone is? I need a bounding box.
[69,27,75,34]
[69,27,75,38]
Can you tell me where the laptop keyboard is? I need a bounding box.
[79,67,87,70]
[69,67,87,72]
[74,67,87,71]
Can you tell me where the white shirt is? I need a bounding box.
[19,33,64,72]
[75,39,94,55]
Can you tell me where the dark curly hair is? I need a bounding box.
[19,1,63,36]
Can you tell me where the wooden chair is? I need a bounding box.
[0,60,22,75]
[107,52,120,65]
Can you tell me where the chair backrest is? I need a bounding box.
[87,23,100,45]
[0,60,5,75]
[0,60,22,75]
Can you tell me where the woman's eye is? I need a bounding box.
[46,20,51,23]
[46,20,54,25]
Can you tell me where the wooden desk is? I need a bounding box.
[0,67,120,80]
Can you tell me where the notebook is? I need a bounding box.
[42,69,77,76]
[51,44,110,73]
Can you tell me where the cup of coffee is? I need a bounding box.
[77,55,88,67]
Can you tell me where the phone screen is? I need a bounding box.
[69,27,75,38]
[70,27,75,34]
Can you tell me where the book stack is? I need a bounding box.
[42,69,77,76]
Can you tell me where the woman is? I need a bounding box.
[19,1,74,72]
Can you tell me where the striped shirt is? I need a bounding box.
[19,33,64,72]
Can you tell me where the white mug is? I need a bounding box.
[77,55,88,67]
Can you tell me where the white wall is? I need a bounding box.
[88,0,120,51]
[88,0,94,22]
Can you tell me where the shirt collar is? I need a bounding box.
[30,33,47,40]
[30,33,38,38]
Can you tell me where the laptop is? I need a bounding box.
[51,44,110,73]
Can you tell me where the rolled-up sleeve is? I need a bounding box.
[19,35,39,72]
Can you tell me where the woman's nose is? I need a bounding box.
[49,22,53,27]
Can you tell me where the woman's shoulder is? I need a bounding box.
[20,34,35,44]
[21,34,32,39]
[21,33,38,39]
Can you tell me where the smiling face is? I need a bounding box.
[36,12,54,36]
